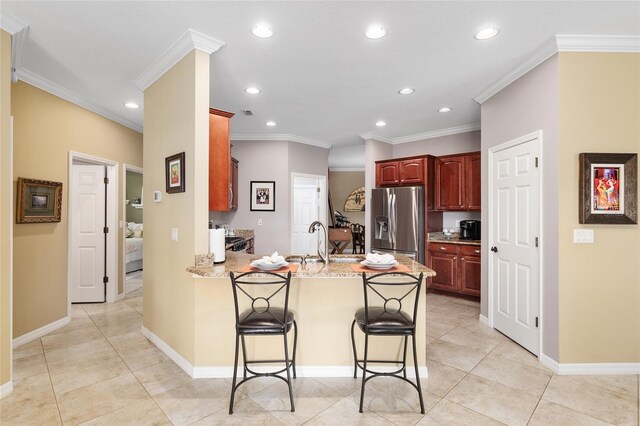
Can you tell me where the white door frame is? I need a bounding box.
[121,164,143,297]
[290,172,328,253]
[487,130,544,356]
[67,151,118,309]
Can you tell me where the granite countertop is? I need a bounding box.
[187,252,435,279]
[427,232,481,246]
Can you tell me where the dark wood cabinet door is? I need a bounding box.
[465,154,481,210]
[427,250,458,292]
[209,108,234,211]
[376,161,400,186]
[459,254,481,296]
[230,157,239,210]
[435,156,465,210]
[399,158,424,185]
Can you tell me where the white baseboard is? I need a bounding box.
[117,292,125,301]
[540,353,640,375]
[142,326,429,379]
[13,316,70,348]
[478,314,489,326]
[0,381,13,399]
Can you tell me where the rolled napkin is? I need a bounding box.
[260,251,285,264]
[365,253,396,264]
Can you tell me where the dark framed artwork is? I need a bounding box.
[165,152,185,193]
[579,153,637,224]
[250,181,275,211]
[16,177,63,223]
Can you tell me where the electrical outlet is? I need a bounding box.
[258,219,263,226]
[171,228,178,241]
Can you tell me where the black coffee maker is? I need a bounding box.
[460,220,481,240]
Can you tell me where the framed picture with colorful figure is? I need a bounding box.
[165,152,185,193]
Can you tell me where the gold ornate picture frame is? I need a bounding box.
[16,177,63,223]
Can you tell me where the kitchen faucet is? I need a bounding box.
[308,220,328,263]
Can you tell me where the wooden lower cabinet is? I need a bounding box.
[427,243,480,297]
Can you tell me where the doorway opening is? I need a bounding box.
[291,173,327,255]
[123,165,143,296]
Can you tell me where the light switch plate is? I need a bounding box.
[574,229,594,243]
[171,228,178,241]
[153,190,162,202]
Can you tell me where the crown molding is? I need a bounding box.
[475,35,640,104]
[231,133,331,149]
[135,28,224,91]
[393,123,481,144]
[0,11,27,35]
[17,68,143,133]
[359,132,394,144]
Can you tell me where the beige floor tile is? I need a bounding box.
[13,338,44,360]
[125,296,143,310]
[313,377,362,397]
[41,323,104,352]
[0,372,61,425]
[44,337,111,364]
[153,378,240,425]
[425,319,457,339]
[439,326,503,354]
[346,377,439,425]
[554,374,638,398]
[48,318,95,336]
[489,340,551,372]
[225,376,282,397]
[13,352,49,382]
[426,310,471,327]
[458,318,506,339]
[250,377,341,425]
[423,360,466,398]
[193,397,284,425]
[126,287,143,299]
[444,297,481,309]
[91,310,142,337]
[78,396,171,425]
[305,397,394,425]
[426,340,487,372]
[471,354,552,397]
[70,304,90,319]
[108,331,169,371]
[81,301,137,316]
[416,398,503,425]
[445,374,539,426]
[133,359,193,397]
[430,305,478,320]
[57,373,148,425]
[529,399,613,426]
[542,375,638,425]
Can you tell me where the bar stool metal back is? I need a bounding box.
[229,271,297,414]
[351,271,425,413]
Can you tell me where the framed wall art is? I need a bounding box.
[165,152,185,193]
[579,153,637,224]
[16,177,63,223]
[250,181,275,211]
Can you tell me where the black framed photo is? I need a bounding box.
[16,177,63,223]
[165,152,185,193]
[250,181,275,211]
[579,153,637,224]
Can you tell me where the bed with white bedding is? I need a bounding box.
[125,222,143,273]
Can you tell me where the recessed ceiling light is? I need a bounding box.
[398,88,415,95]
[124,102,139,109]
[365,25,386,39]
[438,107,452,113]
[266,121,276,127]
[245,87,260,94]
[252,24,273,38]
[375,121,386,127]
[474,27,500,40]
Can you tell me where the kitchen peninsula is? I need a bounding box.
[186,252,435,377]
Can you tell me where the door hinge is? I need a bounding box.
[534,157,539,168]
[535,317,539,328]
[103,226,109,234]
[103,276,109,284]
[104,177,109,184]
[535,237,539,247]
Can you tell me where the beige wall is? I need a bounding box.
[1,29,13,389]
[143,49,210,364]
[558,52,640,363]
[329,171,365,226]
[126,171,143,223]
[11,82,142,337]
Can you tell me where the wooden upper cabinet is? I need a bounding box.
[399,158,424,185]
[435,152,480,211]
[230,157,239,210]
[209,108,236,211]
[376,162,400,186]
[435,156,465,210]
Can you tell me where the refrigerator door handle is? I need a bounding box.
[390,193,396,249]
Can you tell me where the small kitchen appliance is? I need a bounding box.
[459,220,481,240]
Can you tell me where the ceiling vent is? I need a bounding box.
[241,110,254,116]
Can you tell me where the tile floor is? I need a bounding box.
[2,291,638,425]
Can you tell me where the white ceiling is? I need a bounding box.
[2,1,639,146]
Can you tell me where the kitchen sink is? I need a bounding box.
[284,255,365,264]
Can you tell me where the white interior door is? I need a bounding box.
[292,174,326,255]
[70,165,106,303]
[490,137,540,355]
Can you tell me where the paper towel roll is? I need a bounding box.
[209,229,226,264]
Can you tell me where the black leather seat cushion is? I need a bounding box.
[238,308,295,334]
[355,307,414,335]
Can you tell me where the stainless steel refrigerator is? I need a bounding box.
[370,186,425,264]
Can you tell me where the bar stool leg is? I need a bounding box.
[358,333,369,413]
[350,320,358,378]
[402,335,408,379]
[229,332,240,414]
[283,331,295,412]
[411,333,425,414]
[292,321,298,379]
[240,335,248,379]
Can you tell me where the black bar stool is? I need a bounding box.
[229,271,297,414]
[350,271,425,414]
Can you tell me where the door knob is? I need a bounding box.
[490,246,498,253]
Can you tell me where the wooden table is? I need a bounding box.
[328,227,352,254]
